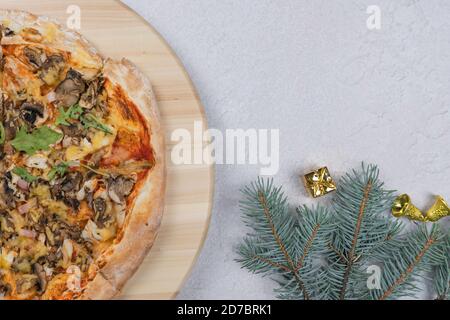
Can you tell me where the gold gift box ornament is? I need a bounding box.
[304,167,337,198]
[392,194,450,222]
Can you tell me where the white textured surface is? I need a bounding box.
[123,0,450,299]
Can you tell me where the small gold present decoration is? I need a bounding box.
[303,167,337,198]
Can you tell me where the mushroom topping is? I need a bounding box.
[39,55,65,86]
[61,172,83,194]
[55,69,86,108]
[93,197,107,216]
[46,220,81,247]
[60,122,84,137]
[51,172,83,209]
[3,123,16,141]
[1,99,19,139]
[2,27,14,37]
[15,274,38,295]
[81,220,102,242]
[0,210,15,235]
[64,198,80,211]
[108,176,136,204]
[33,263,47,294]
[0,282,12,297]
[79,77,103,109]
[20,102,46,126]
[23,47,45,70]
[0,177,16,209]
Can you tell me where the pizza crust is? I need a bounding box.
[79,59,166,299]
[0,9,103,79]
[0,10,166,300]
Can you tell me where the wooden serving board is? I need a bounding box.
[0,0,214,299]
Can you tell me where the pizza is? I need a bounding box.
[0,10,166,299]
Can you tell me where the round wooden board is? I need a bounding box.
[0,0,214,299]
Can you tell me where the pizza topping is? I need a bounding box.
[0,248,16,269]
[2,27,15,37]
[18,229,37,239]
[23,46,45,70]
[11,126,63,155]
[3,119,19,141]
[79,77,104,110]
[51,171,83,210]
[18,199,35,215]
[1,176,17,209]
[12,167,37,183]
[16,178,30,191]
[61,239,73,267]
[47,161,73,181]
[92,197,107,217]
[80,113,112,134]
[25,154,49,170]
[108,175,136,204]
[20,28,43,43]
[81,220,102,242]
[39,55,65,86]
[33,263,47,293]
[0,280,12,297]
[55,104,83,127]
[20,102,46,126]
[55,69,86,108]
[66,265,81,292]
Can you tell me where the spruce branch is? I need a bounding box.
[370,224,445,300]
[237,178,309,299]
[236,165,450,300]
[339,179,372,299]
[434,233,450,300]
[237,178,333,300]
[326,164,400,300]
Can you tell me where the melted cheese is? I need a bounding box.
[0,248,17,270]
[65,131,115,161]
[44,22,59,43]
[107,103,141,133]
[2,19,11,27]
[32,185,68,220]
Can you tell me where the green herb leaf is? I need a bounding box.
[12,167,37,183]
[48,161,76,181]
[0,122,5,145]
[11,126,63,155]
[55,104,83,126]
[81,114,113,134]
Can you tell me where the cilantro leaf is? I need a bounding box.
[13,167,37,183]
[48,161,76,181]
[55,104,83,126]
[81,114,113,134]
[11,126,63,155]
[0,123,5,145]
